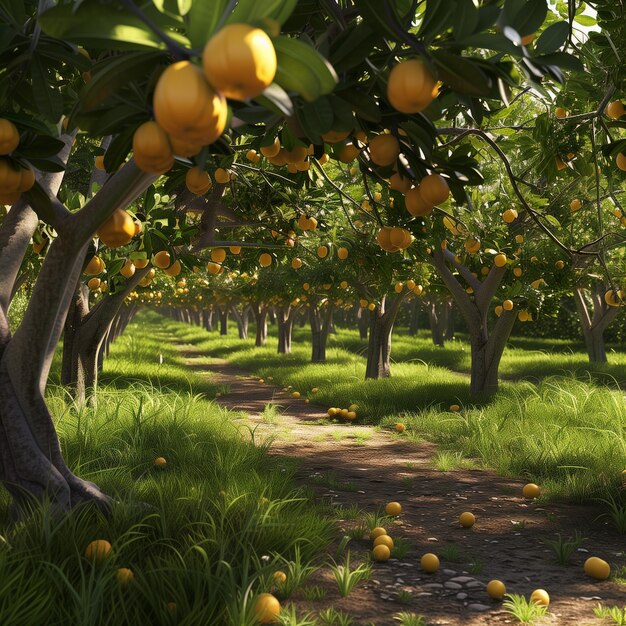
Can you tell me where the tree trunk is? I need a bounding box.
[230,304,249,339]
[252,303,268,347]
[202,308,213,332]
[357,307,368,339]
[219,306,228,335]
[582,327,607,363]
[61,281,90,387]
[277,306,296,354]
[365,310,392,378]
[310,300,334,363]
[427,300,445,347]
[408,299,420,336]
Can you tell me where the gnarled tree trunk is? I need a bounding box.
[310,299,334,363]
[276,305,297,354]
[230,303,250,339]
[218,306,229,335]
[252,302,268,347]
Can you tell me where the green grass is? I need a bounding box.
[174,316,626,506]
[0,312,333,625]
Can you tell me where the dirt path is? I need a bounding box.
[184,348,625,626]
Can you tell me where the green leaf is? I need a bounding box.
[532,51,584,72]
[104,126,136,172]
[432,50,494,98]
[534,21,569,55]
[78,52,165,113]
[573,14,597,26]
[177,0,192,16]
[502,0,547,36]
[39,1,190,50]
[330,22,377,72]
[187,0,229,48]
[14,133,65,159]
[228,0,298,27]
[544,214,561,228]
[297,97,334,141]
[417,0,454,43]
[254,83,294,117]
[452,0,480,41]
[30,57,63,123]
[24,182,54,224]
[456,33,524,56]
[337,89,381,123]
[273,36,337,102]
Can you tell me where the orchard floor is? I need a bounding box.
[180,346,625,626]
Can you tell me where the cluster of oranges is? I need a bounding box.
[327,405,358,421]
[0,118,35,204]
[132,23,276,176]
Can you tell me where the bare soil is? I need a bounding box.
[188,351,625,626]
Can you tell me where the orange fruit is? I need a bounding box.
[116,568,134,584]
[522,483,541,498]
[254,593,281,624]
[370,527,387,540]
[459,512,475,528]
[555,107,567,118]
[164,260,182,276]
[206,261,222,275]
[260,137,281,158]
[389,172,413,193]
[502,299,514,311]
[259,253,272,267]
[317,245,328,258]
[321,129,350,143]
[502,208,518,223]
[84,539,111,564]
[0,118,20,155]
[373,535,394,549]
[214,167,231,183]
[372,544,391,561]
[132,121,174,174]
[211,248,227,263]
[494,253,507,268]
[385,501,402,516]
[617,153,626,172]
[229,246,241,254]
[203,24,276,100]
[337,142,361,163]
[404,187,434,217]
[84,255,105,276]
[486,579,506,600]
[169,135,203,157]
[395,423,406,433]
[134,258,149,269]
[420,553,440,573]
[120,260,135,278]
[369,134,400,167]
[387,59,437,114]
[153,250,171,269]
[97,209,136,248]
[530,589,550,606]
[94,155,105,170]
[606,100,625,119]
[186,167,212,195]
[570,198,581,211]
[337,247,349,260]
[154,60,226,144]
[291,257,302,269]
[273,571,287,584]
[419,174,449,205]
[583,556,611,580]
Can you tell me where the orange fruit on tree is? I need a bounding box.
[291,257,302,269]
[337,142,361,163]
[134,258,149,269]
[420,553,440,573]
[229,245,241,254]
[186,167,212,195]
[377,226,399,252]
[530,589,550,606]
[84,539,111,564]
[337,247,349,260]
[317,245,328,258]
[206,261,222,275]
[17,165,35,192]
[132,121,174,174]
[164,260,182,276]
[404,187,434,217]
[214,167,231,183]
[369,134,400,167]
[494,253,507,268]
[502,299,514,311]
[203,24,277,100]
[282,145,308,164]
[84,255,105,276]
[94,155,105,170]
[169,135,203,157]
[502,208,518,223]
[616,153,626,172]
[87,277,101,291]
[116,568,134,585]
[260,137,281,158]
[153,60,227,145]
[321,129,350,143]
[606,101,624,120]
[389,172,413,193]
[387,59,437,114]
[555,107,568,118]
[604,289,623,307]
[0,118,19,154]
[259,253,272,267]
[0,158,23,192]
[584,556,611,580]
[153,250,171,269]
[120,260,135,278]
[211,248,227,263]
[570,198,581,211]
[486,579,506,600]
[97,209,136,248]
[254,593,281,624]
[419,174,449,205]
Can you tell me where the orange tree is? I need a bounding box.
[0,0,592,512]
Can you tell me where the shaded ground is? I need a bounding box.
[182,346,625,626]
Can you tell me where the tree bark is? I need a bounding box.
[408,299,420,336]
[427,299,445,347]
[277,305,297,354]
[230,303,250,339]
[219,306,229,335]
[310,299,334,363]
[252,303,268,347]
[364,294,405,379]
[357,306,369,339]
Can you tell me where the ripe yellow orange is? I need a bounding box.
[260,137,281,158]
[84,255,105,276]
[373,535,394,549]
[206,261,222,275]
[87,277,101,291]
[617,153,626,172]
[273,571,287,584]
[134,258,149,269]
[153,250,171,269]
[486,579,506,600]
[502,208,518,223]
[154,457,167,467]
[604,289,623,307]
[583,556,611,580]
[465,237,480,254]
[530,589,550,606]
[97,209,136,248]
[116,567,134,584]
[404,187,433,217]
[387,59,437,114]
[385,501,402,516]
[502,299,514,311]
[259,253,272,267]
[337,247,349,260]
[450,404,460,412]
[395,423,406,433]
[369,134,400,167]
[372,544,391,561]
[555,260,565,269]
[164,260,182,276]
[338,142,361,163]
[254,593,281,624]
[214,167,231,183]
[370,527,387,540]
[517,310,531,322]
[0,118,20,155]
[317,245,329,258]
[419,174,449,205]
[321,129,351,144]
[555,107,567,119]
[186,167,212,195]
[211,248,227,263]
[494,253,507,268]
[229,246,241,254]
[291,257,302,269]
[522,483,541,498]
[495,305,503,316]
[154,61,227,144]
[0,158,24,192]
[94,155,105,170]
[606,101,625,120]
[132,121,174,174]
[570,198,581,211]
[120,260,135,278]
[420,553,440,573]
[291,391,300,398]
[515,234,524,243]
[389,172,413,193]
[169,135,203,157]
[84,539,111,564]
[203,24,277,101]
[459,512,475,528]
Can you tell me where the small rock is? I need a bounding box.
[396,578,405,584]
[456,592,468,600]
[444,582,463,590]
[427,537,439,542]
[580,596,602,601]
[577,548,589,553]
[442,569,458,575]
[450,576,475,584]
[468,603,491,611]
[465,581,483,589]
[424,583,444,590]
[417,592,433,597]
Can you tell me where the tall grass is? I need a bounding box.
[0,314,333,625]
